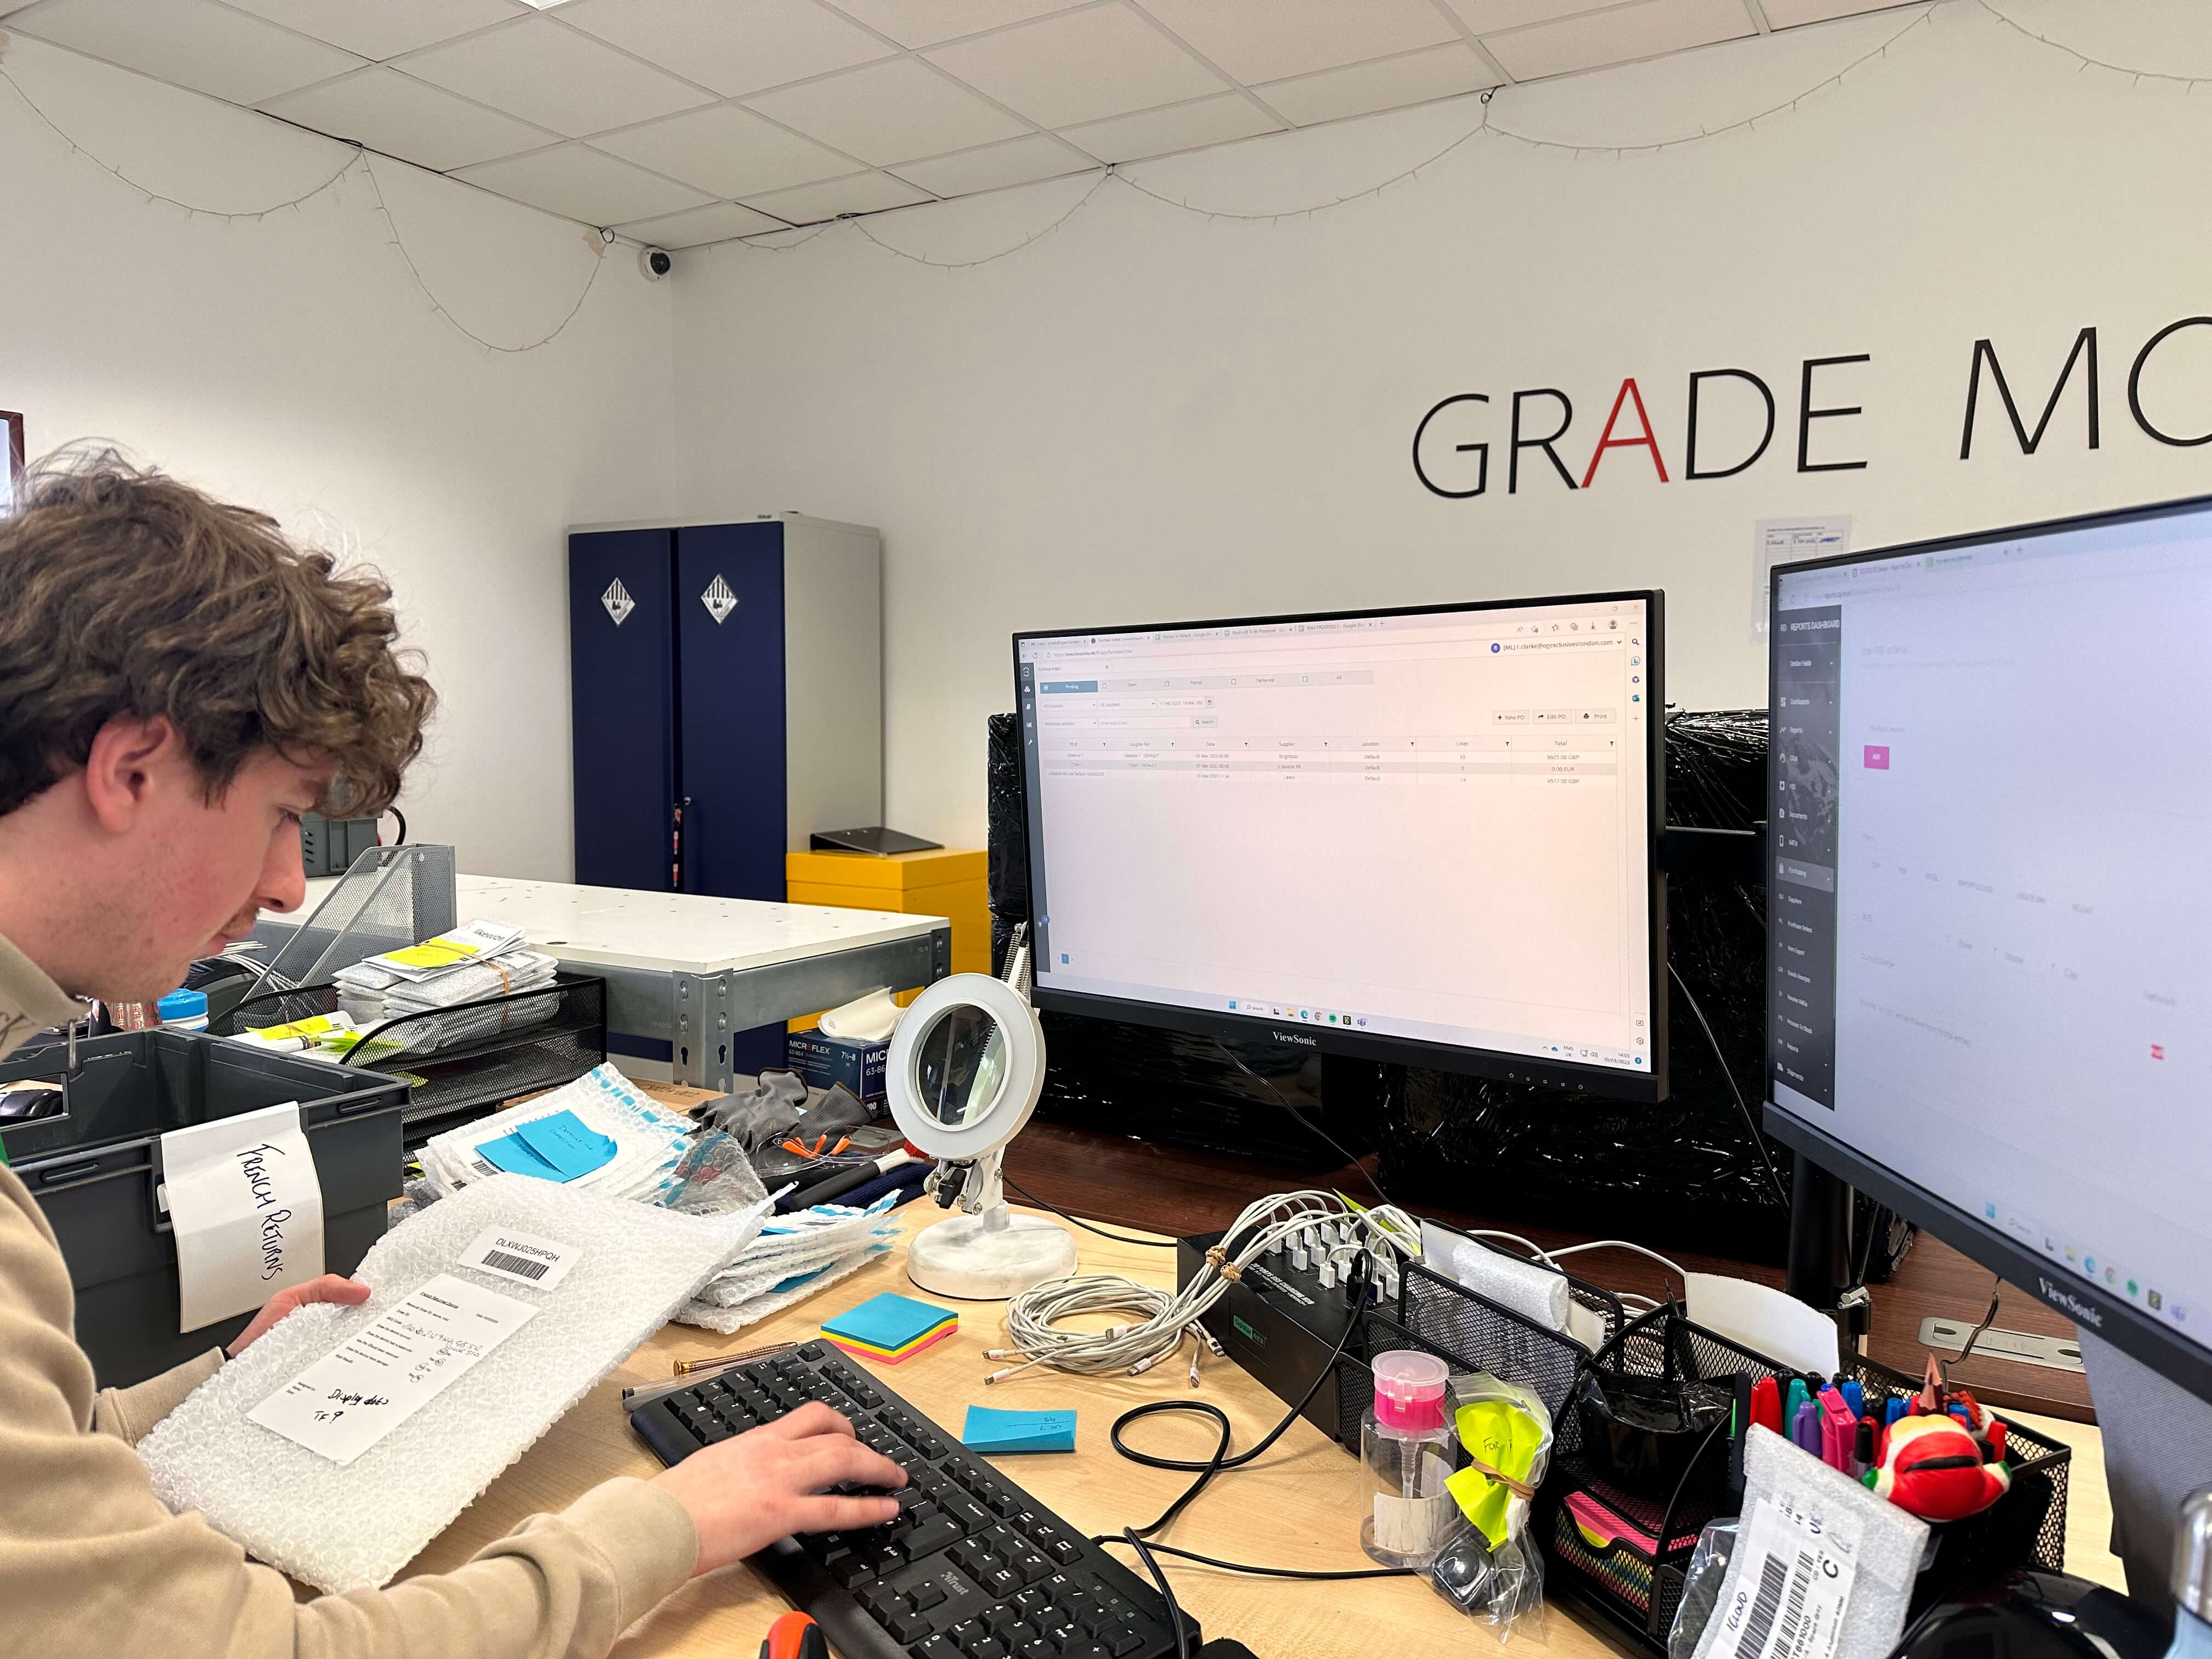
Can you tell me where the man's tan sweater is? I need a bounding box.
[0,933,699,1656]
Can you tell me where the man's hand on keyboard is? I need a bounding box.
[656,1400,909,1575]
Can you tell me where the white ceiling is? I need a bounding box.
[1,0,1923,247]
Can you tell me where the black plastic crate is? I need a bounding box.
[0,1030,407,1388]
[212,974,606,1148]
[1541,1307,2071,1656]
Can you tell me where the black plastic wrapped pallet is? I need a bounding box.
[986,710,1029,980]
[1541,1304,2072,1657]
[1377,709,1909,1271]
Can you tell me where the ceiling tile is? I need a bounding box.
[261,66,554,170]
[454,140,714,223]
[1058,91,1278,164]
[397,15,714,138]
[1443,0,1606,33]
[615,199,789,246]
[557,0,895,99]
[9,0,365,104]
[746,57,1027,165]
[817,0,1086,49]
[926,4,1223,129]
[890,132,1093,195]
[1258,43,1498,128]
[1760,0,1919,26]
[218,0,527,60]
[1138,0,1461,87]
[739,168,933,223]
[1482,0,1757,82]
[592,102,858,198]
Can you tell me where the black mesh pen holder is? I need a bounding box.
[213,975,608,1145]
[1538,1306,2073,1657]
[1324,1263,1617,1449]
[1392,1259,1620,1419]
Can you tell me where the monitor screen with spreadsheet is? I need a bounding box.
[1013,592,1666,1101]
[1764,494,2212,1403]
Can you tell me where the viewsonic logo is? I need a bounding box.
[2039,1278,2104,1327]
[1272,1031,1317,1047]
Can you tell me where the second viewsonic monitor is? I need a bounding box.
[1014,592,1667,1102]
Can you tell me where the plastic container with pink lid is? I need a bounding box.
[1361,1348,1460,1568]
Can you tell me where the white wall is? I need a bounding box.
[0,35,676,880]
[670,0,2212,849]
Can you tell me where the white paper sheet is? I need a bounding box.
[1686,1272,1841,1377]
[246,1273,538,1465]
[1752,516,1851,641]
[163,1102,325,1333]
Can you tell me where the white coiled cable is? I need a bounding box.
[986,1189,1418,1385]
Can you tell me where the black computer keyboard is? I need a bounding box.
[629,1342,1194,1659]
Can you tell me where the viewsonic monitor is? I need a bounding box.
[1765,494,2212,1404]
[1014,592,1666,1102]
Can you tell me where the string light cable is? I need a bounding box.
[1000,1171,1178,1249]
[986,1189,1417,1386]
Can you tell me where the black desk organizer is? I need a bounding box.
[211,974,606,1148]
[1541,1309,2069,1656]
[1319,1257,2068,1657]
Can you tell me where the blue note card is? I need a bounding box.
[476,1109,618,1182]
[963,1406,1077,1454]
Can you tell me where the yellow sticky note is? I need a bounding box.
[1446,1399,1543,1547]
[386,939,481,969]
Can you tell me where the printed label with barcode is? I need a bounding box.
[459,1227,580,1290]
[1705,1494,1859,1659]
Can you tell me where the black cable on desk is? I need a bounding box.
[1002,1173,1177,1249]
[1111,1257,1369,1538]
[1092,1261,1419,1594]
[1122,1528,1193,1659]
[1109,1540,1412,1582]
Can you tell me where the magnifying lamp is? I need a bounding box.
[885,970,1076,1300]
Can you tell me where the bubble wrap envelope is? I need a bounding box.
[140,1173,766,1592]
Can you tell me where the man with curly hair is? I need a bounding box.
[0,454,904,1657]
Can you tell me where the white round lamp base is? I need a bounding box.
[907,1211,1077,1301]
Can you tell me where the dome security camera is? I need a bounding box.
[638,247,673,281]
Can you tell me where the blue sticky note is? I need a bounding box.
[963,1406,1077,1454]
[476,1109,617,1182]
[515,1109,618,1180]
[822,1293,957,1351]
[475,1129,566,1180]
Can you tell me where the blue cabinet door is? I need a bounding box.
[674,524,786,902]
[569,529,677,891]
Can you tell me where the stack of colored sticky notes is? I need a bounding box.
[821,1293,957,1364]
[962,1407,1077,1454]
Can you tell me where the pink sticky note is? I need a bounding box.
[1863,746,1891,769]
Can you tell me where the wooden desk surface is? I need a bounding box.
[392,1194,2124,1657]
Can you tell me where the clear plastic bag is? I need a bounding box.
[1429,1524,1547,1645]
[1668,1518,1739,1659]
[1426,1372,1556,1643]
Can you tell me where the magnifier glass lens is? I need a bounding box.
[918,1006,1006,1127]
